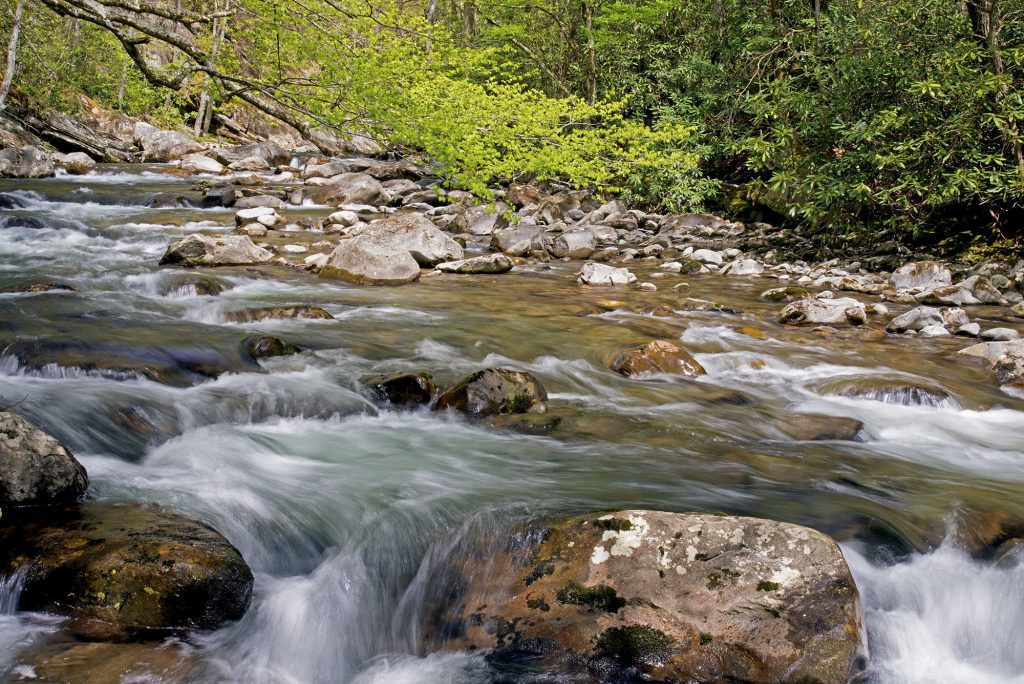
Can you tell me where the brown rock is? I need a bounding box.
[611,340,706,378]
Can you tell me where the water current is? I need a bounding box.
[0,166,1022,683]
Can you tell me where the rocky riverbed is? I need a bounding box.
[0,129,1022,683]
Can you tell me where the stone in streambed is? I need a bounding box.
[486,412,563,434]
[0,502,253,640]
[889,260,951,291]
[15,640,199,684]
[364,371,437,407]
[577,262,636,285]
[224,306,333,323]
[611,340,706,378]
[159,234,274,268]
[779,296,866,326]
[0,146,55,178]
[434,368,547,417]
[435,254,514,274]
[0,412,88,508]
[158,274,229,297]
[775,413,864,441]
[0,280,77,294]
[241,335,301,360]
[427,510,865,684]
[61,151,96,175]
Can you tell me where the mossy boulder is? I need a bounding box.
[434,368,548,417]
[0,412,88,507]
[427,510,865,683]
[759,286,809,302]
[611,340,706,378]
[0,502,253,640]
[365,371,438,407]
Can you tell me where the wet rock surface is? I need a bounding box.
[0,412,88,507]
[611,340,706,378]
[159,234,274,268]
[434,368,548,417]
[365,371,437,407]
[0,501,253,640]
[429,510,865,683]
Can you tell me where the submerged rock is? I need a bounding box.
[0,280,77,294]
[224,306,334,323]
[159,234,274,268]
[0,502,253,640]
[364,371,437,407]
[434,368,547,417]
[775,413,864,441]
[611,340,706,378]
[241,335,301,360]
[158,274,229,297]
[428,510,865,684]
[0,412,88,507]
[779,296,866,326]
[817,377,954,407]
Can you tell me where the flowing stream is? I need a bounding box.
[1,166,1023,683]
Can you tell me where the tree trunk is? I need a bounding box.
[462,1,476,42]
[583,1,596,104]
[0,0,24,109]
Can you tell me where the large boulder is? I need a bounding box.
[779,296,867,326]
[0,412,88,507]
[310,172,388,206]
[886,305,944,333]
[889,261,952,291]
[212,141,290,167]
[0,502,253,640]
[918,275,1007,306]
[451,203,510,235]
[137,129,203,162]
[545,229,597,259]
[159,234,274,268]
[0,146,55,178]
[429,510,865,684]
[959,339,1024,385]
[611,341,706,378]
[434,368,547,417]
[491,223,546,253]
[320,214,463,285]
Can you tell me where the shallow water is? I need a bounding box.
[1,167,1023,682]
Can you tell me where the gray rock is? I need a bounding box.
[429,510,865,684]
[981,327,1020,341]
[179,153,225,175]
[436,254,514,274]
[451,203,510,235]
[0,412,88,507]
[320,238,422,285]
[956,323,981,337]
[919,276,1007,306]
[310,172,388,206]
[577,263,637,285]
[0,146,55,178]
[919,325,952,338]
[138,129,203,162]
[434,368,547,416]
[545,229,597,259]
[235,206,280,226]
[725,258,764,275]
[159,234,274,267]
[886,305,943,333]
[61,152,95,175]
[492,224,546,253]
[779,296,867,325]
[302,159,350,179]
[889,260,952,291]
[233,195,286,210]
[690,248,723,265]
[213,141,290,167]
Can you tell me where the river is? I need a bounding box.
[1,165,1022,683]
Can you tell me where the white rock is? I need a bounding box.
[577,262,637,286]
[956,323,981,337]
[659,262,683,273]
[919,325,952,338]
[282,244,308,254]
[691,249,723,265]
[981,327,1020,341]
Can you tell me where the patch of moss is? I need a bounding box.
[524,560,555,587]
[594,625,673,666]
[699,633,713,646]
[762,605,781,618]
[593,518,632,532]
[556,583,625,613]
[757,580,781,592]
[706,568,741,590]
